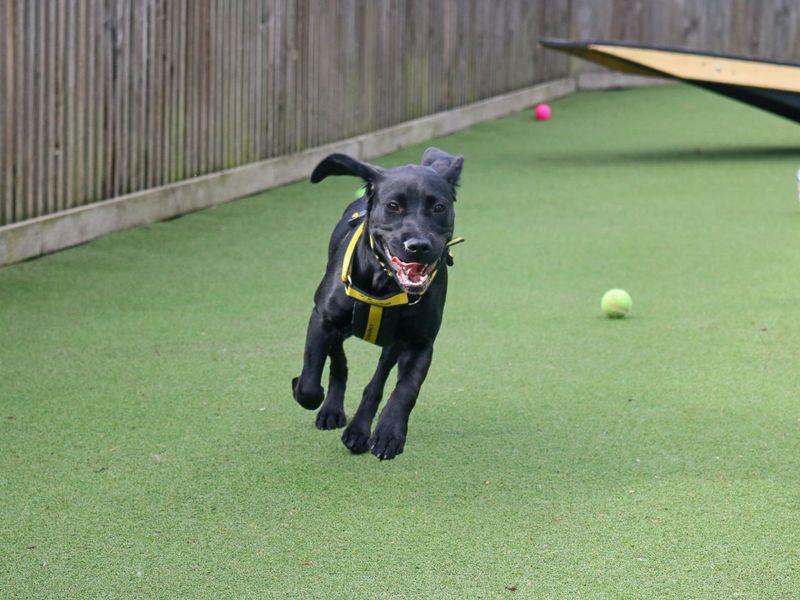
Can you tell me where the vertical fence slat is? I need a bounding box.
[201,0,210,177]
[29,0,42,218]
[200,0,211,176]
[112,0,126,197]
[184,2,195,178]
[153,0,164,187]
[0,0,6,225]
[164,0,175,184]
[90,0,102,204]
[147,0,156,188]
[183,0,194,179]
[158,0,167,185]
[244,0,255,163]
[54,0,66,214]
[22,0,35,219]
[1,0,13,225]
[239,0,248,163]
[212,0,222,171]
[221,0,230,168]
[175,0,187,181]
[257,0,266,162]
[63,0,76,209]
[45,0,57,214]
[185,0,198,179]
[76,0,88,211]
[206,0,215,171]
[14,0,26,220]
[102,0,115,200]
[127,0,139,193]
[281,0,292,158]
[227,0,236,167]
[268,0,280,161]
[83,0,95,206]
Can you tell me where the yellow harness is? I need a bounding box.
[341,218,463,345]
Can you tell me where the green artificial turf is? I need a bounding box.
[2,84,800,598]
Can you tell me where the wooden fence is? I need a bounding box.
[1,0,799,228]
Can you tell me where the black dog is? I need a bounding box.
[292,147,464,460]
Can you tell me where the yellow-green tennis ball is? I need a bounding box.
[601,289,632,318]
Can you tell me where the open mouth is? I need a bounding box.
[387,253,437,294]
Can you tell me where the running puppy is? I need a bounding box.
[292,147,464,460]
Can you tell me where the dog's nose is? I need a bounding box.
[403,237,432,257]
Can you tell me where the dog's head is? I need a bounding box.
[311,147,464,294]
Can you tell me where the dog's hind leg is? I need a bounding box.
[315,336,348,430]
[292,308,332,410]
[341,344,399,454]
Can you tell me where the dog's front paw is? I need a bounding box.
[341,421,371,454]
[368,423,407,461]
[292,377,324,410]
[316,406,346,430]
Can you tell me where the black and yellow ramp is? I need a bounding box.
[541,38,800,124]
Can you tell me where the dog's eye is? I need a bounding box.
[386,201,401,212]
[433,203,446,213]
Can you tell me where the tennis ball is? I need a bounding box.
[355,185,367,199]
[534,103,552,121]
[601,289,632,318]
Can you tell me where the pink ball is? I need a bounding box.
[534,103,552,121]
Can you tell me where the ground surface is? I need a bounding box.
[2,85,800,598]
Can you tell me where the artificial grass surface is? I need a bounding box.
[2,84,800,598]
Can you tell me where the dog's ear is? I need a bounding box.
[421,147,464,188]
[310,154,384,184]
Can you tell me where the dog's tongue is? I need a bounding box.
[390,256,427,283]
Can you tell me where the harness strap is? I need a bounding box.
[363,304,383,344]
[341,222,410,307]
